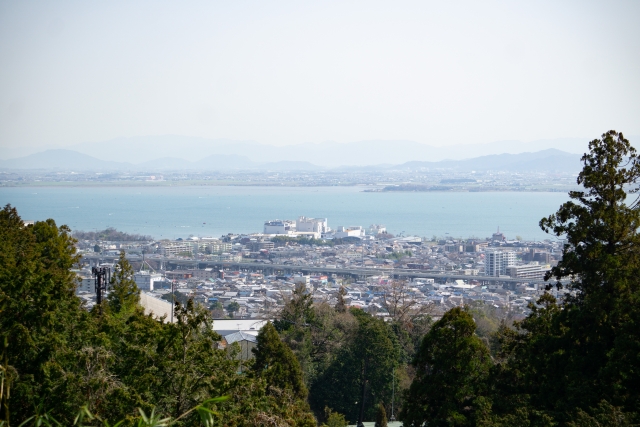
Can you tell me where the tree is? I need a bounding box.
[310,309,397,424]
[323,407,348,427]
[107,250,140,315]
[252,321,308,401]
[485,131,640,424]
[335,286,348,313]
[226,301,240,317]
[537,131,640,417]
[0,206,88,423]
[375,402,388,427]
[402,307,491,427]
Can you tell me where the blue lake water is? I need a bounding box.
[0,186,570,241]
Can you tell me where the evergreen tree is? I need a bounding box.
[374,402,388,427]
[486,131,640,424]
[252,321,308,400]
[402,307,491,427]
[310,309,397,424]
[107,250,140,314]
[0,206,89,423]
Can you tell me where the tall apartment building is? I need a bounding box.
[296,217,328,234]
[485,251,516,276]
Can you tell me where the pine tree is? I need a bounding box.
[107,250,140,314]
[252,321,308,400]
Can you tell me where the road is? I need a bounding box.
[81,254,548,285]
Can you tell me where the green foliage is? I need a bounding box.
[335,286,347,313]
[0,205,87,424]
[1,205,317,426]
[107,251,140,315]
[377,250,412,260]
[402,307,491,427]
[375,402,388,427]
[73,227,152,242]
[483,131,640,424]
[322,407,348,427]
[310,308,398,423]
[225,301,240,317]
[252,322,308,401]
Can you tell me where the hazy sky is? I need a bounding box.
[1,0,639,151]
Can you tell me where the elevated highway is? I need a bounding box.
[81,254,548,285]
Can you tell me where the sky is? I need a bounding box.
[0,0,639,153]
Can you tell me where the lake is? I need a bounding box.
[0,186,570,241]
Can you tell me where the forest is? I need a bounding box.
[2,131,640,426]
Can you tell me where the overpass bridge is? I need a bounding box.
[81,254,547,285]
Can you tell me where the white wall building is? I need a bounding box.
[485,251,516,276]
[77,276,94,294]
[368,224,387,235]
[506,263,550,280]
[134,271,163,291]
[159,241,198,256]
[333,226,365,239]
[296,217,329,234]
[264,220,296,234]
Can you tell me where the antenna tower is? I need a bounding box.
[92,266,110,314]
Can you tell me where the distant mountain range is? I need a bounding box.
[0,148,582,173]
[3,134,637,168]
[67,135,594,166]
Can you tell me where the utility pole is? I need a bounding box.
[92,266,110,314]
[171,279,176,323]
[357,361,367,427]
[390,366,396,421]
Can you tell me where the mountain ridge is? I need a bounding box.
[0,148,582,173]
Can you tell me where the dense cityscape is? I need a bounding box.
[1,168,579,192]
[2,0,638,424]
[73,216,565,327]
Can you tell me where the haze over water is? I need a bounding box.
[1,186,569,241]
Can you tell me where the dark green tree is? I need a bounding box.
[226,301,240,317]
[485,131,640,424]
[402,307,491,427]
[538,131,640,419]
[252,321,308,401]
[310,309,397,424]
[107,250,140,315]
[0,206,88,424]
[375,402,388,427]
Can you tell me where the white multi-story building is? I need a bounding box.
[77,276,94,294]
[159,241,198,256]
[200,240,233,254]
[485,251,516,276]
[333,226,365,239]
[296,217,328,234]
[264,220,296,234]
[368,224,387,235]
[134,271,163,291]
[506,263,550,280]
